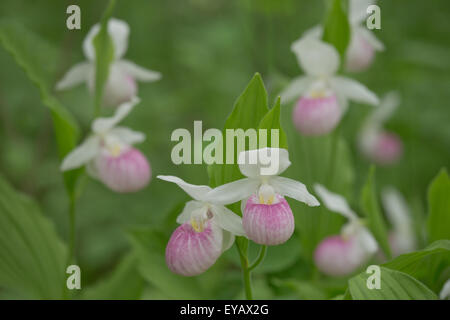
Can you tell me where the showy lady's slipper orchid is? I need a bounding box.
[61,97,151,192]
[205,148,320,246]
[281,37,379,136]
[381,187,416,257]
[157,175,246,276]
[358,92,403,165]
[440,280,450,300]
[313,184,378,276]
[56,18,161,107]
[300,1,384,73]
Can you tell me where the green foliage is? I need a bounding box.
[360,166,391,259]
[322,0,350,60]
[348,267,438,300]
[82,253,144,300]
[0,19,81,198]
[0,175,67,299]
[427,168,450,243]
[257,97,288,149]
[93,0,116,115]
[129,228,207,299]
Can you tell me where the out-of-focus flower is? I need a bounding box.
[205,148,319,245]
[300,1,384,73]
[281,37,379,136]
[440,279,450,300]
[158,175,245,276]
[56,18,161,107]
[358,92,403,165]
[61,97,151,192]
[381,187,416,257]
[313,184,378,276]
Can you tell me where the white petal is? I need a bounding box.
[210,205,245,236]
[220,230,236,252]
[176,200,206,224]
[204,178,259,205]
[358,27,385,51]
[83,18,129,61]
[314,184,357,219]
[440,279,450,300]
[381,187,412,233]
[108,126,145,145]
[60,136,101,171]
[238,148,291,178]
[331,76,379,106]
[117,60,162,82]
[302,25,323,39]
[157,175,211,201]
[365,91,400,127]
[92,96,140,134]
[271,176,319,207]
[55,62,92,90]
[349,0,375,24]
[291,37,340,77]
[280,76,313,103]
[357,226,378,254]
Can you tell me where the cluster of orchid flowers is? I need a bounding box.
[54,1,414,282]
[57,19,161,193]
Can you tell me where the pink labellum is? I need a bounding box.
[345,31,375,72]
[243,194,294,246]
[293,94,341,136]
[95,147,151,193]
[165,221,223,276]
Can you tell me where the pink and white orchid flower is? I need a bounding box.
[300,1,384,73]
[440,280,450,300]
[381,187,416,257]
[60,97,151,193]
[313,184,378,276]
[56,18,161,107]
[358,92,403,165]
[205,148,320,246]
[281,37,379,136]
[157,175,245,276]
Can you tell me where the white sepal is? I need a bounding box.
[314,184,358,220]
[280,76,313,103]
[331,76,379,106]
[204,178,259,206]
[92,96,140,134]
[55,62,92,90]
[291,38,340,77]
[271,176,320,206]
[210,205,246,236]
[157,175,211,202]
[108,127,145,145]
[117,60,162,82]
[60,136,101,171]
[238,148,291,178]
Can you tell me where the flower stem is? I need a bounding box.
[236,240,253,300]
[327,126,341,186]
[248,245,267,272]
[66,198,76,266]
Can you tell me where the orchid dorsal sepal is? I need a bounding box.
[156,175,245,237]
[60,97,143,171]
[205,148,319,207]
[281,32,379,108]
[56,18,161,107]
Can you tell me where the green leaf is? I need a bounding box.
[93,0,116,114]
[348,267,438,300]
[360,166,391,259]
[427,168,450,243]
[128,228,207,299]
[0,19,81,198]
[0,175,67,299]
[322,0,351,60]
[82,253,144,300]
[257,97,288,150]
[208,73,269,188]
[383,240,450,291]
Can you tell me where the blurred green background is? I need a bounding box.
[0,0,449,299]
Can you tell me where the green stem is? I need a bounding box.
[248,245,267,272]
[326,126,340,186]
[236,241,253,300]
[66,198,76,266]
